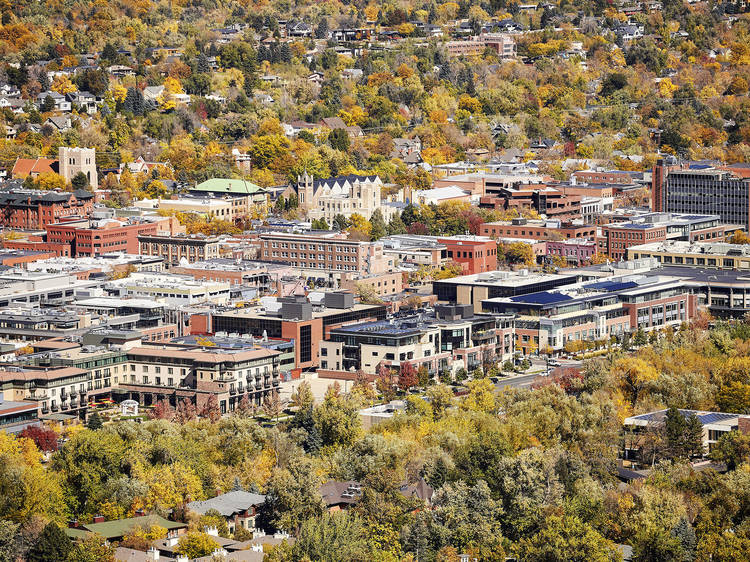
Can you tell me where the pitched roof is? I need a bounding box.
[319,116,348,129]
[66,515,186,540]
[11,158,59,177]
[192,178,266,195]
[186,490,266,517]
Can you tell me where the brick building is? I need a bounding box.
[600,213,734,261]
[479,186,582,220]
[138,234,221,267]
[437,235,498,274]
[258,232,392,278]
[481,218,597,241]
[47,218,160,257]
[0,189,94,230]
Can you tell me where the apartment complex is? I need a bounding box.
[319,304,515,376]
[0,189,94,230]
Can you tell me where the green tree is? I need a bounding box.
[516,514,619,562]
[632,526,683,562]
[0,519,19,562]
[328,128,350,151]
[333,214,350,231]
[27,523,72,562]
[71,171,89,190]
[41,95,55,113]
[291,512,369,561]
[311,218,329,230]
[174,532,219,558]
[313,387,362,447]
[258,457,325,533]
[369,209,386,241]
[709,430,750,470]
[86,413,103,430]
[66,533,115,562]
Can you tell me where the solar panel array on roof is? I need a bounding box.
[584,281,639,292]
[509,292,573,305]
[697,412,737,424]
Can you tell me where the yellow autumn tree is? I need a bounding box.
[132,462,204,512]
[460,378,497,414]
[611,356,659,407]
[51,74,77,95]
[0,432,67,522]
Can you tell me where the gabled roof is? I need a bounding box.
[187,490,266,517]
[65,515,185,540]
[11,157,59,177]
[319,116,348,130]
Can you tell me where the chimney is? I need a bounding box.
[204,525,219,537]
[147,547,160,561]
[92,514,105,523]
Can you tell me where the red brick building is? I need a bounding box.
[481,219,597,241]
[479,186,581,220]
[437,236,498,274]
[47,219,159,257]
[0,189,94,230]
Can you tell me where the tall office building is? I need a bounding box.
[652,158,750,230]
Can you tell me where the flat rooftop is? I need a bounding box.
[435,269,578,286]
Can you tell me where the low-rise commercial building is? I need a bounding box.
[482,274,696,353]
[433,269,580,313]
[105,272,231,305]
[600,212,737,260]
[627,241,750,270]
[481,218,597,241]
[138,233,222,266]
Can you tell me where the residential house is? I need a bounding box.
[36,91,71,112]
[318,116,363,138]
[44,116,72,133]
[65,514,187,542]
[186,490,267,535]
[67,91,99,113]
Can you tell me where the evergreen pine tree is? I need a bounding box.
[671,518,697,562]
[197,52,210,73]
[664,406,687,460]
[86,412,103,430]
[370,209,387,240]
[27,523,72,562]
[387,212,407,235]
[684,413,705,459]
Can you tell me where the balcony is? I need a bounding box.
[51,403,59,412]
[272,379,280,387]
[254,382,262,390]
[229,387,237,395]
[70,399,78,408]
[41,406,49,414]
